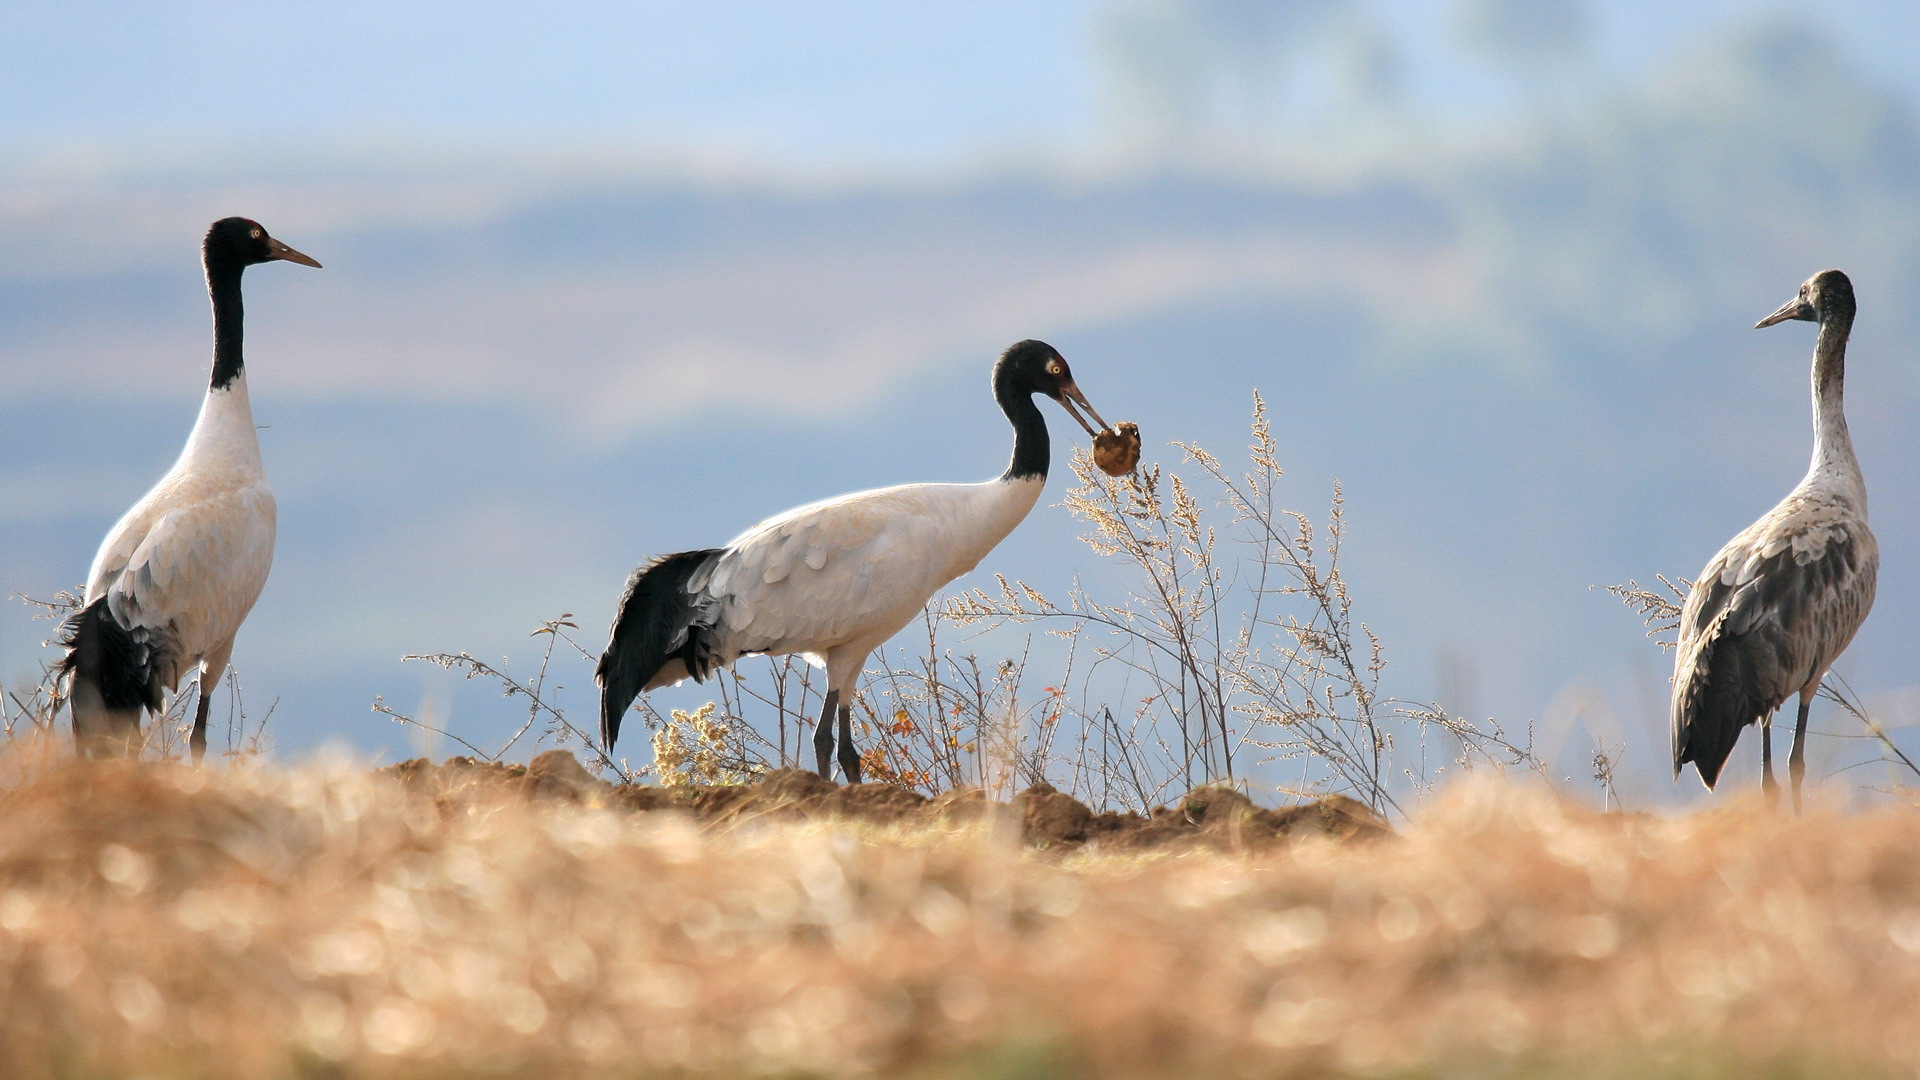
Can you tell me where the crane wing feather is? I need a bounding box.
[697,483,1024,661]
[89,484,276,680]
[1672,496,1877,784]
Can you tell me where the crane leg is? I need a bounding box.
[1789,693,1812,815]
[190,689,213,765]
[1760,712,1779,807]
[190,647,233,766]
[837,702,863,784]
[812,690,840,780]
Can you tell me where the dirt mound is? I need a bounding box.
[1015,781,1094,846]
[380,754,532,804]
[378,753,1390,851]
[1091,784,1392,852]
[927,785,990,823]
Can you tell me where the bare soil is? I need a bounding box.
[380,750,1392,851]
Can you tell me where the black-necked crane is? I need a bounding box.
[596,339,1111,783]
[58,217,321,762]
[1672,269,1877,810]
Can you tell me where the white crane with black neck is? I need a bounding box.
[1672,269,1877,810]
[59,217,321,762]
[596,339,1111,783]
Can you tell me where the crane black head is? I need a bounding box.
[996,339,1108,437]
[1756,269,1853,329]
[203,217,323,272]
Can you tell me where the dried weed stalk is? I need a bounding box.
[1818,674,1920,786]
[1601,575,1689,651]
[374,614,633,779]
[940,394,1533,814]
[2,592,81,742]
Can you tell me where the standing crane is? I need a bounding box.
[1672,270,1877,810]
[597,339,1112,783]
[59,218,321,762]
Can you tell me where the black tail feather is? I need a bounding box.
[1676,637,1777,789]
[57,598,164,756]
[595,549,722,751]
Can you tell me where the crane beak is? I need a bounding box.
[1054,381,1110,437]
[268,238,323,269]
[1755,295,1812,329]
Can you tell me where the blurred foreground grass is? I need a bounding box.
[0,743,1916,1079]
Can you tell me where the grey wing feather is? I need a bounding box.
[1672,513,1877,785]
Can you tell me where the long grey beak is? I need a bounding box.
[1055,381,1110,437]
[268,237,323,269]
[1755,295,1811,329]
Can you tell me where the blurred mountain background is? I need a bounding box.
[3,0,1918,805]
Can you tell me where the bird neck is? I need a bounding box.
[997,373,1049,483]
[1806,313,1864,505]
[181,369,262,471]
[206,256,247,391]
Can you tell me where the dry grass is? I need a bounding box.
[2,746,1917,1079]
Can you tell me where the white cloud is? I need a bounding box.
[1,168,1452,447]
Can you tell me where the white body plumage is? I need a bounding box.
[84,375,277,706]
[655,474,1044,693]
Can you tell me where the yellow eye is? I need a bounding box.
[250,228,262,240]
[1047,359,1063,376]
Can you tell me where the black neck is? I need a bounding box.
[207,255,247,391]
[996,365,1050,482]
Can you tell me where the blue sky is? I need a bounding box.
[2,2,1101,164]
[3,2,1913,168]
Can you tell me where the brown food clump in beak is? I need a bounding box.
[1092,422,1141,476]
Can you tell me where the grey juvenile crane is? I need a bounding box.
[1671,270,1877,810]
